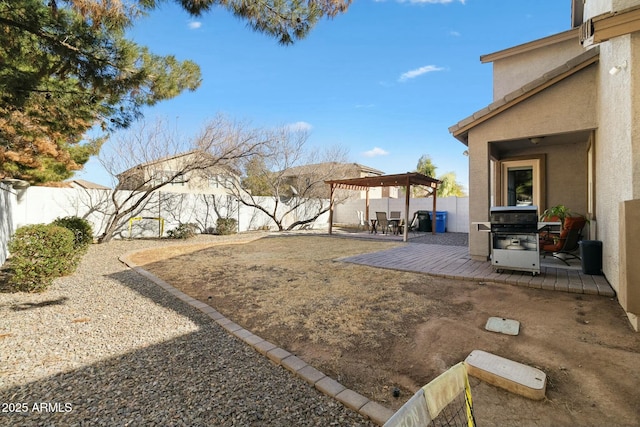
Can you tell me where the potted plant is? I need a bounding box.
[540,205,573,227]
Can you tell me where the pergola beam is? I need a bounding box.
[326,172,441,242]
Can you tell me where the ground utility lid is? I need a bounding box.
[485,317,520,335]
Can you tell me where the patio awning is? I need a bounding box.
[325,172,440,242]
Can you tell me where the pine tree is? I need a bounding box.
[0,0,201,183]
[0,0,350,183]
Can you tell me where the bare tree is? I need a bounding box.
[96,115,268,242]
[179,193,238,234]
[226,126,351,231]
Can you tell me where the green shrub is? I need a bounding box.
[51,216,93,251]
[167,223,199,239]
[8,224,77,292]
[215,218,237,235]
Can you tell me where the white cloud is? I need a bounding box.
[363,147,389,157]
[398,65,444,82]
[188,21,202,29]
[287,121,313,132]
[449,30,461,37]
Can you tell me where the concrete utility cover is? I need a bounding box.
[465,350,547,400]
[485,317,520,336]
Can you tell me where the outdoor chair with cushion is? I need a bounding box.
[539,215,587,265]
[375,211,392,234]
[388,211,402,234]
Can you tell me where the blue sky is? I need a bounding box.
[74,0,571,189]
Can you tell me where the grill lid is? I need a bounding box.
[490,206,538,232]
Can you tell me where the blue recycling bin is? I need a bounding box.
[428,211,448,233]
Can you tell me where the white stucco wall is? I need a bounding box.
[594,36,633,294]
[0,186,332,257]
[333,197,470,233]
[0,184,14,265]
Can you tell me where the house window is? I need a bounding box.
[499,157,544,209]
[507,167,533,205]
[151,171,186,186]
[210,176,234,189]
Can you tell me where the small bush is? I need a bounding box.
[167,223,199,239]
[215,218,237,235]
[202,226,216,235]
[51,216,93,251]
[8,224,77,292]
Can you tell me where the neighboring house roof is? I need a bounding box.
[281,162,385,178]
[449,47,599,144]
[117,150,207,177]
[69,179,111,190]
[41,179,111,189]
[352,163,385,176]
[117,150,238,178]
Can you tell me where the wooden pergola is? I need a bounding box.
[326,172,440,242]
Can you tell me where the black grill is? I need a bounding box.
[490,206,538,233]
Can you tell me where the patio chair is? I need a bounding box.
[540,215,587,265]
[356,210,366,230]
[375,211,392,234]
[405,212,420,236]
[388,211,402,234]
[399,212,420,235]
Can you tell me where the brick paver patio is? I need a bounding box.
[337,238,615,297]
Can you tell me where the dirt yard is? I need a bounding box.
[128,234,640,427]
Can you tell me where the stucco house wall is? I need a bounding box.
[585,0,640,17]
[465,66,598,259]
[543,142,590,218]
[592,32,640,324]
[490,32,586,99]
[454,0,640,330]
[595,37,632,297]
[118,152,237,196]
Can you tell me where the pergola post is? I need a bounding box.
[365,188,370,231]
[403,175,410,242]
[432,186,437,235]
[328,183,335,235]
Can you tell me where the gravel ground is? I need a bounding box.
[407,232,468,246]
[327,227,469,247]
[0,233,375,426]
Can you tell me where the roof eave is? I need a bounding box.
[449,48,599,142]
[480,28,579,64]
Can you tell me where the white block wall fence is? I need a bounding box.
[333,197,470,234]
[0,184,469,266]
